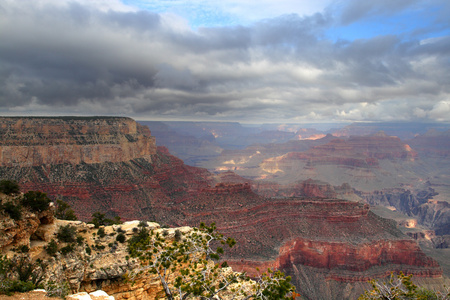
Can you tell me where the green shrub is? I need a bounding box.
[116,233,126,243]
[138,220,148,228]
[0,180,20,195]
[89,212,121,228]
[17,245,29,254]
[94,244,105,250]
[76,235,84,245]
[127,227,150,257]
[0,256,47,295]
[55,200,77,220]
[9,280,36,293]
[3,202,22,220]
[174,229,182,241]
[358,272,450,299]
[11,256,46,286]
[85,246,92,255]
[45,280,70,298]
[57,225,77,243]
[60,244,75,255]
[21,191,51,213]
[45,240,58,256]
[97,228,106,238]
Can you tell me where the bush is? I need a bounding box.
[60,244,75,255]
[76,235,84,245]
[10,256,46,286]
[97,228,106,238]
[89,212,121,228]
[174,229,182,241]
[359,272,450,299]
[17,245,29,254]
[57,225,77,243]
[0,180,20,195]
[116,233,126,243]
[45,240,58,256]
[94,244,105,250]
[45,280,70,298]
[21,191,51,213]
[3,202,22,220]
[55,200,77,220]
[0,256,47,295]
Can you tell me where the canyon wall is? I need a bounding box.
[0,117,445,300]
[0,117,156,166]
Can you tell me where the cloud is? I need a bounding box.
[339,0,418,25]
[0,0,449,123]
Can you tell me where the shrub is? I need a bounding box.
[57,225,77,243]
[94,244,105,250]
[3,202,22,220]
[358,272,450,299]
[55,200,77,220]
[174,229,182,241]
[127,222,295,300]
[89,212,122,228]
[21,191,51,213]
[116,233,126,243]
[10,256,46,286]
[45,280,70,298]
[0,180,20,195]
[17,245,29,254]
[138,220,148,228]
[127,227,150,257]
[60,244,74,255]
[45,240,58,256]
[76,235,84,245]
[85,246,91,255]
[97,228,106,238]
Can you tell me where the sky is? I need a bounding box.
[0,0,449,123]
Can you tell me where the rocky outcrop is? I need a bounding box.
[0,194,54,250]
[0,117,156,166]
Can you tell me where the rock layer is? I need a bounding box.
[0,117,156,166]
[0,117,444,300]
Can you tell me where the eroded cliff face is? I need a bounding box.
[0,117,156,166]
[0,117,445,300]
[360,187,450,235]
[0,117,212,221]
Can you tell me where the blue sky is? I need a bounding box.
[121,0,450,41]
[0,0,449,123]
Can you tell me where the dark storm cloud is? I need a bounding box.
[0,0,449,122]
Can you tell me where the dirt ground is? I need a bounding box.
[0,291,62,300]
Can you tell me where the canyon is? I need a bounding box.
[0,117,448,299]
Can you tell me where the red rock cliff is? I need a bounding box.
[0,117,156,166]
